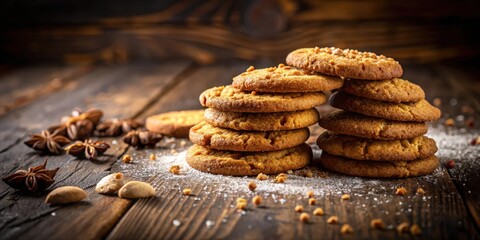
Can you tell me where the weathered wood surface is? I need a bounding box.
[1,0,479,64]
[0,60,479,239]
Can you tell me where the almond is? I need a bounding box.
[45,186,87,205]
[118,181,155,199]
[95,172,124,195]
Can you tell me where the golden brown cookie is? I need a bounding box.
[341,78,425,103]
[317,132,438,161]
[286,47,403,80]
[232,64,343,92]
[199,85,326,113]
[186,143,312,176]
[145,109,204,138]
[319,153,439,178]
[329,91,441,122]
[189,121,309,152]
[204,108,319,131]
[318,111,428,140]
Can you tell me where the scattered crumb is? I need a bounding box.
[445,160,455,169]
[180,140,187,146]
[169,165,180,175]
[236,198,247,210]
[251,91,257,96]
[122,154,132,164]
[252,196,262,206]
[246,66,255,72]
[370,218,385,229]
[340,224,353,234]
[299,213,310,223]
[410,224,422,235]
[182,188,191,195]
[308,198,316,205]
[304,170,313,178]
[149,153,156,161]
[341,194,350,200]
[248,181,257,191]
[313,208,324,216]
[327,216,338,224]
[444,118,455,127]
[433,98,441,106]
[397,222,410,233]
[256,173,268,181]
[307,190,314,198]
[471,136,480,145]
[237,198,247,204]
[395,187,407,196]
[295,205,304,212]
[416,187,425,195]
[274,174,286,183]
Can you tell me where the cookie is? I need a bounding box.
[318,111,428,140]
[319,153,439,178]
[186,143,312,176]
[286,47,403,80]
[329,91,441,122]
[317,132,438,161]
[189,121,309,152]
[145,109,204,138]
[232,64,343,92]
[341,78,425,103]
[199,85,326,113]
[204,108,319,131]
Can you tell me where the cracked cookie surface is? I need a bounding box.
[232,64,343,92]
[286,47,403,80]
[318,111,428,140]
[189,121,309,152]
[199,85,326,112]
[329,91,441,122]
[145,109,204,138]
[341,78,425,103]
[317,132,437,161]
[186,143,312,176]
[319,153,439,178]
[204,108,319,131]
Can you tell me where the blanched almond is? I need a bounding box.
[118,181,155,199]
[95,172,124,195]
[45,186,87,205]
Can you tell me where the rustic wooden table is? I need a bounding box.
[0,60,479,240]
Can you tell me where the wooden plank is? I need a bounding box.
[106,62,479,239]
[0,61,192,239]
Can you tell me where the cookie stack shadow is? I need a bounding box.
[186,64,343,176]
[286,47,441,178]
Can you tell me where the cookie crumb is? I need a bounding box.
[247,181,257,191]
[169,165,180,175]
[246,66,255,72]
[416,187,425,195]
[445,160,455,169]
[252,196,262,206]
[370,218,385,229]
[410,224,422,235]
[397,222,410,233]
[304,170,313,178]
[251,91,257,96]
[122,154,132,163]
[256,173,268,181]
[149,153,156,161]
[444,118,455,127]
[299,213,310,223]
[395,187,407,196]
[313,208,324,216]
[274,173,287,183]
[341,194,350,200]
[278,63,285,68]
[308,198,316,205]
[471,136,480,145]
[295,205,304,212]
[307,190,314,198]
[340,224,353,234]
[327,216,338,224]
[236,198,247,210]
[182,188,191,195]
[433,98,441,106]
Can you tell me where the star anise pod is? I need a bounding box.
[65,139,110,160]
[123,130,163,148]
[2,159,59,193]
[24,129,71,155]
[49,109,104,140]
[95,119,142,137]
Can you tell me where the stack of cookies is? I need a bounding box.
[186,64,343,176]
[286,47,441,178]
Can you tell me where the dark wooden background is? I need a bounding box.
[1,0,480,65]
